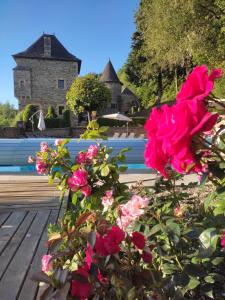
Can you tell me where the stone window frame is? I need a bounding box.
[111,103,117,109]
[57,79,65,90]
[20,80,25,87]
[57,105,65,117]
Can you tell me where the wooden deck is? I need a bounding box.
[0,176,63,300]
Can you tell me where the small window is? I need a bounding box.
[58,80,65,89]
[20,80,25,87]
[22,96,25,100]
[111,103,117,109]
[58,106,64,116]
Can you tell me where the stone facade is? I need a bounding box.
[14,58,78,113]
[13,34,81,116]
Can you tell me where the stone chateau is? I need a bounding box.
[13,34,139,117]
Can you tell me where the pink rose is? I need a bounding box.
[102,190,114,211]
[174,206,183,218]
[144,99,218,176]
[40,142,48,152]
[176,65,222,103]
[54,139,63,146]
[117,195,149,229]
[28,156,35,164]
[81,185,92,197]
[36,160,48,174]
[41,254,52,272]
[76,151,87,164]
[68,169,88,188]
[86,145,98,160]
[221,231,225,248]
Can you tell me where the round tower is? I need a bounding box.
[99,60,122,113]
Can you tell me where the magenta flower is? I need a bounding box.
[80,185,92,197]
[36,160,48,174]
[76,151,87,164]
[67,169,88,191]
[176,65,222,103]
[221,231,225,248]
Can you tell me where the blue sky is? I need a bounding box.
[0,0,139,107]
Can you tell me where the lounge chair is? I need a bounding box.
[111,132,120,139]
[120,133,127,139]
[138,134,145,139]
[127,132,135,139]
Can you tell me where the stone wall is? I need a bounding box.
[103,82,122,113]
[0,127,21,138]
[14,58,78,114]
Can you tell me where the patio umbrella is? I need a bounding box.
[101,112,132,135]
[37,110,46,131]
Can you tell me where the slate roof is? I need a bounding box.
[99,60,122,84]
[13,34,81,73]
[121,87,136,96]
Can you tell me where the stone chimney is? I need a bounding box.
[44,36,51,57]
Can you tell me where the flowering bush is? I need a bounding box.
[30,67,225,300]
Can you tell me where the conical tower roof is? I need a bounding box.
[99,60,122,84]
[13,34,82,73]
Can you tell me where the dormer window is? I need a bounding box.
[58,79,65,89]
[20,80,25,87]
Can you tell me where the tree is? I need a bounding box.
[66,73,111,121]
[45,106,57,119]
[0,102,17,126]
[124,0,225,108]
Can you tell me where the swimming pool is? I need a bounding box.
[0,163,148,173]
[0,138,147,166]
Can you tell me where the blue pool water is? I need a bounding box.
[0,163,147,173]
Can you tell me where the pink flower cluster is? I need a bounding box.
[144,65,222,177]
[40,142,48,152]
[54,139,63,146]
[117,195,149,229]
[95,226,125,256]
[221,231,225,248]
[67,169,91,197]
[102,190,114,211]
[76,145,98,164]
[36,160,48,174]
[41,254,52,272]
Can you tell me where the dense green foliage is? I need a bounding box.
[22,104,39,129]
[66,73,111,119]
[0,102,17,126]
[45,106,57,119]
[122,0,225,108]
[45,109,71,128]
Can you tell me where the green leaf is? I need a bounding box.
[101,165,110,177]
[187,277,200,289]
[72,193,78,205]
[127,287,136,300]
[118,165,128,172]
[184,264,207,277]
[87,231,96,249]
[199,228,219,256]
[211,257,224,266]
[204,276,215,284]
[148,224,162,236]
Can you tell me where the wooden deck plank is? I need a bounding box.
[18,209,59,300]
[0,212,11,227]
[0,211,36,279]
[0,211,27,254]
[0,210,50,300]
